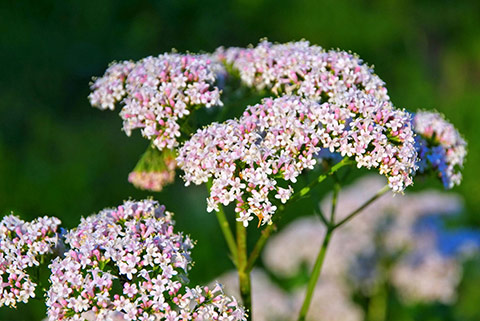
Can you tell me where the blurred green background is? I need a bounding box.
[1,0,479,320]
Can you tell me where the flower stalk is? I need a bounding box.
[297,184,390,320]
[334,184,390,229]
[297,226,333,321]
[236,220,252,320]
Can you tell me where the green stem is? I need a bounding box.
[206,181,238,266]
[334,184,390,229]
[297,184,391,320]
[246,223,276,272]
[236,220,252,320]
[330,174,341,224]
[313,204,330,228]
[297,226,333,321]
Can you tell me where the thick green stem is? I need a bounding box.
[334,184,390,229]
[206,181,238,266]
[297,227,333,321]
[236,220,252,320]
[297,179,341,320]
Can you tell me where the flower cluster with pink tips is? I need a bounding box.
[128,170,176,192]
[89,53,224,150]
[46,200,245,321]
[128,147,177,192]
[88,40,467,228]
[0,215,61,308]
[178,94,417,227]
[216,40,389,102]
[413,111,467,189]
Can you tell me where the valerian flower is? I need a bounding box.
[0,215,61,307]
[216,40,389,102]
[178,95,416,227]
[89,54,225,150]
[46,199,245,321]
[413,111,467,189]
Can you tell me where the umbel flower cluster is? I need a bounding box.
[0,215,61,308]
[215,176,479,321]
[178,94,417,226]
[89,40,465,208]
[46,200,246,321]
[0,39,471,321]
[89,53,224,150]
[216,40,389,102]
[413,111,467,189]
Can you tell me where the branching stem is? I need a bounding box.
[334,184,390,229]
[297,226,333,321]
[297,183,390,320]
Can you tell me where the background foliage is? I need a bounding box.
[0,0,479,320]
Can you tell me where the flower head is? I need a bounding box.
[178,95,417,226]
[46,200,245,321]
[413,111,467,189]
[0,215,61,308]
[89,54,224,150]
[216,40,389,102]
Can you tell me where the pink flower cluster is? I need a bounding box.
[128,148,177,192]
[89,54,224,150]
[216,40,389,102]
[178,95,416,227]
[128,170,176,193]
[46,200,245,321]
[0,215,61,307]
[413,111,467,189]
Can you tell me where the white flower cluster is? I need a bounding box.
[89,54,224,150]
[216,40,389,102]
[0,215,61,307]
[263,176,477,306]
[178,94,416,227]
[413,111,467,189]
[46,200,245,321]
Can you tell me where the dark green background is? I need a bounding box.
[1,0,479,320]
